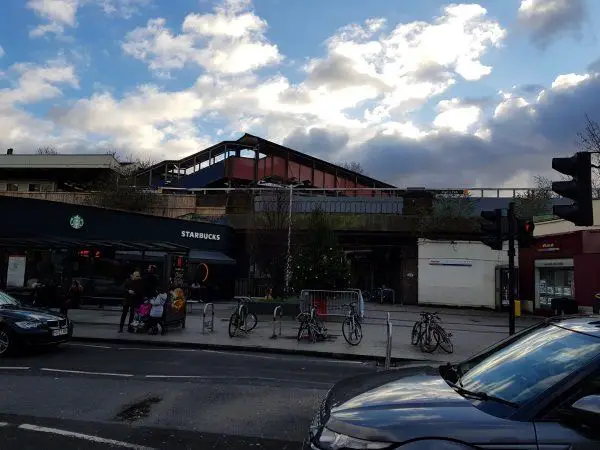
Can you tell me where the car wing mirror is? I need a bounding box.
[572,395,600,416]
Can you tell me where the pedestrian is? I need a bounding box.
[61,279,82,317]
[119,271,143,333]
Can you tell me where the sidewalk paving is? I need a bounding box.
[66,303,543,364]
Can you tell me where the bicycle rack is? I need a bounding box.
[270,305,283,339]
[202,303,214,333]
[384,312,393,370]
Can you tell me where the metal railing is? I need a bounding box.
[299,290,363,318]
[202,303,214,333]
[270,305,283,339]
[384,312,393,370]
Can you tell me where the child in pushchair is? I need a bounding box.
[129,302,152,333]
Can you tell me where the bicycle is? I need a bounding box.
[341,302,363,346]
[411,312,453,354]
[228,297,258,338]
[297,306,327,343]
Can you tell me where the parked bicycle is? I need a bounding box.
[411,312,453,354]
[297,306,327,342]
[228,297,258,338]
[342,302,363,346]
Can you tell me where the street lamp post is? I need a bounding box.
[284,184,293,295]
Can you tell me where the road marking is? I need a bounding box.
[0,366,30,370]
[66,343,112,349]
[201,349,366,364]
[0,422,9,427]
[17,424,155,450]
[117,347,197,352]
[41,368,133,377]
[144,374,331,386]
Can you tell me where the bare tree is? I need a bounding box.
[340,161,366,174]
[36,146,59,155]
[515,175,553,219]
[409,190,477,236]
[577,114,600,195]
[246,188,293,299]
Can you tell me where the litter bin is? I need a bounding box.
[514,300,521,317]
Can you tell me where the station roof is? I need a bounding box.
[0,154,123,171]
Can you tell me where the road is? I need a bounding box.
[0,342,383,449]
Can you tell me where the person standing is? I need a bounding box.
[119,271,142,333]
[61,280,82,317]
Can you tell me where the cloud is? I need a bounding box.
[350,72,600,187]
[27,0,149,37]
[122,0,281,76]
[0,45,4,59]
[588,57,600,74]
[518,0,586,49]
[0,59,84,153]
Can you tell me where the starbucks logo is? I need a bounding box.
[70,215,84,230]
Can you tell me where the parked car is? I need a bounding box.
[306,315,600,449]
[0,290,73,356]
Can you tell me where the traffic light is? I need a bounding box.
[517,219,535,249]
[480,209,503,250]
[551,152,593,226]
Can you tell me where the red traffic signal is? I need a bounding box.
[517,219,535,248]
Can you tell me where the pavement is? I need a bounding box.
[64,302,543,364]
[0,341,378,448]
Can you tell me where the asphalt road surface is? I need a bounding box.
[0,342,381,449]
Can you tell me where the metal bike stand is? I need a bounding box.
[384,312,393,370]
[270,305,283,339]
[202,303,214,333]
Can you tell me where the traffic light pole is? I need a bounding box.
[508,202,516,336]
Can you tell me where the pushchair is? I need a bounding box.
[128,302,152,333]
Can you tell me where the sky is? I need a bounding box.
[1,0,599,188]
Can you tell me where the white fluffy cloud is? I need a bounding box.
[27,0,149,37]
[122,0,281,75]
[5,1,599,188]
[518,0,586,48]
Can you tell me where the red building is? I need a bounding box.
[519,230,600,312]
[134,133,395,193]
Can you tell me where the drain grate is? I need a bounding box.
[116,396,162,422]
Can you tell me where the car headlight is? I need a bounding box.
[318,428,392,449]
[14,321,42,329]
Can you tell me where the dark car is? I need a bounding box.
[0,290,73,356]
[307,316,600,449]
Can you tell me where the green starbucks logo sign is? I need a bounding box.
[70,215,84,230]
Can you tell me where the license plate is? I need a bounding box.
[52,328,68,336]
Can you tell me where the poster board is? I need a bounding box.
[6,255,27,288]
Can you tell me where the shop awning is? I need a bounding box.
[189,250,236,265]
[0,195,233,254]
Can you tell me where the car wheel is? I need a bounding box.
[0,326,16,356]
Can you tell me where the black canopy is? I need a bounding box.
[0,195,233,255]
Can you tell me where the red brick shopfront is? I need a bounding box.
[519,230,600,312]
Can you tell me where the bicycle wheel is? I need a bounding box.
[297,320,309,341]
[419,325,438,353]
[245,312,258,331]
[228,312,240,338]
[411,322,422,345]
[342,317,363,346]
[434,327,454,354]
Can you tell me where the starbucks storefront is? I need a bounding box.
[0,195,236,304]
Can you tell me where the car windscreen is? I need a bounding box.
[458,324,600,405]
[0,291,20,306]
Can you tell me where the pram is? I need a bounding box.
[128,302,152,333]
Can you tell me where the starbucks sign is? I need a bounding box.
[70,215,84,230]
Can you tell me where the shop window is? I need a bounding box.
[538,268,574,308]
[6,183,19,192]
[28,183,41,192]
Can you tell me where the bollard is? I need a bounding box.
[384,312,392,370]
[202,303,214,334]
[271,305,282,339]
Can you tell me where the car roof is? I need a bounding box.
[551,315,600,338]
